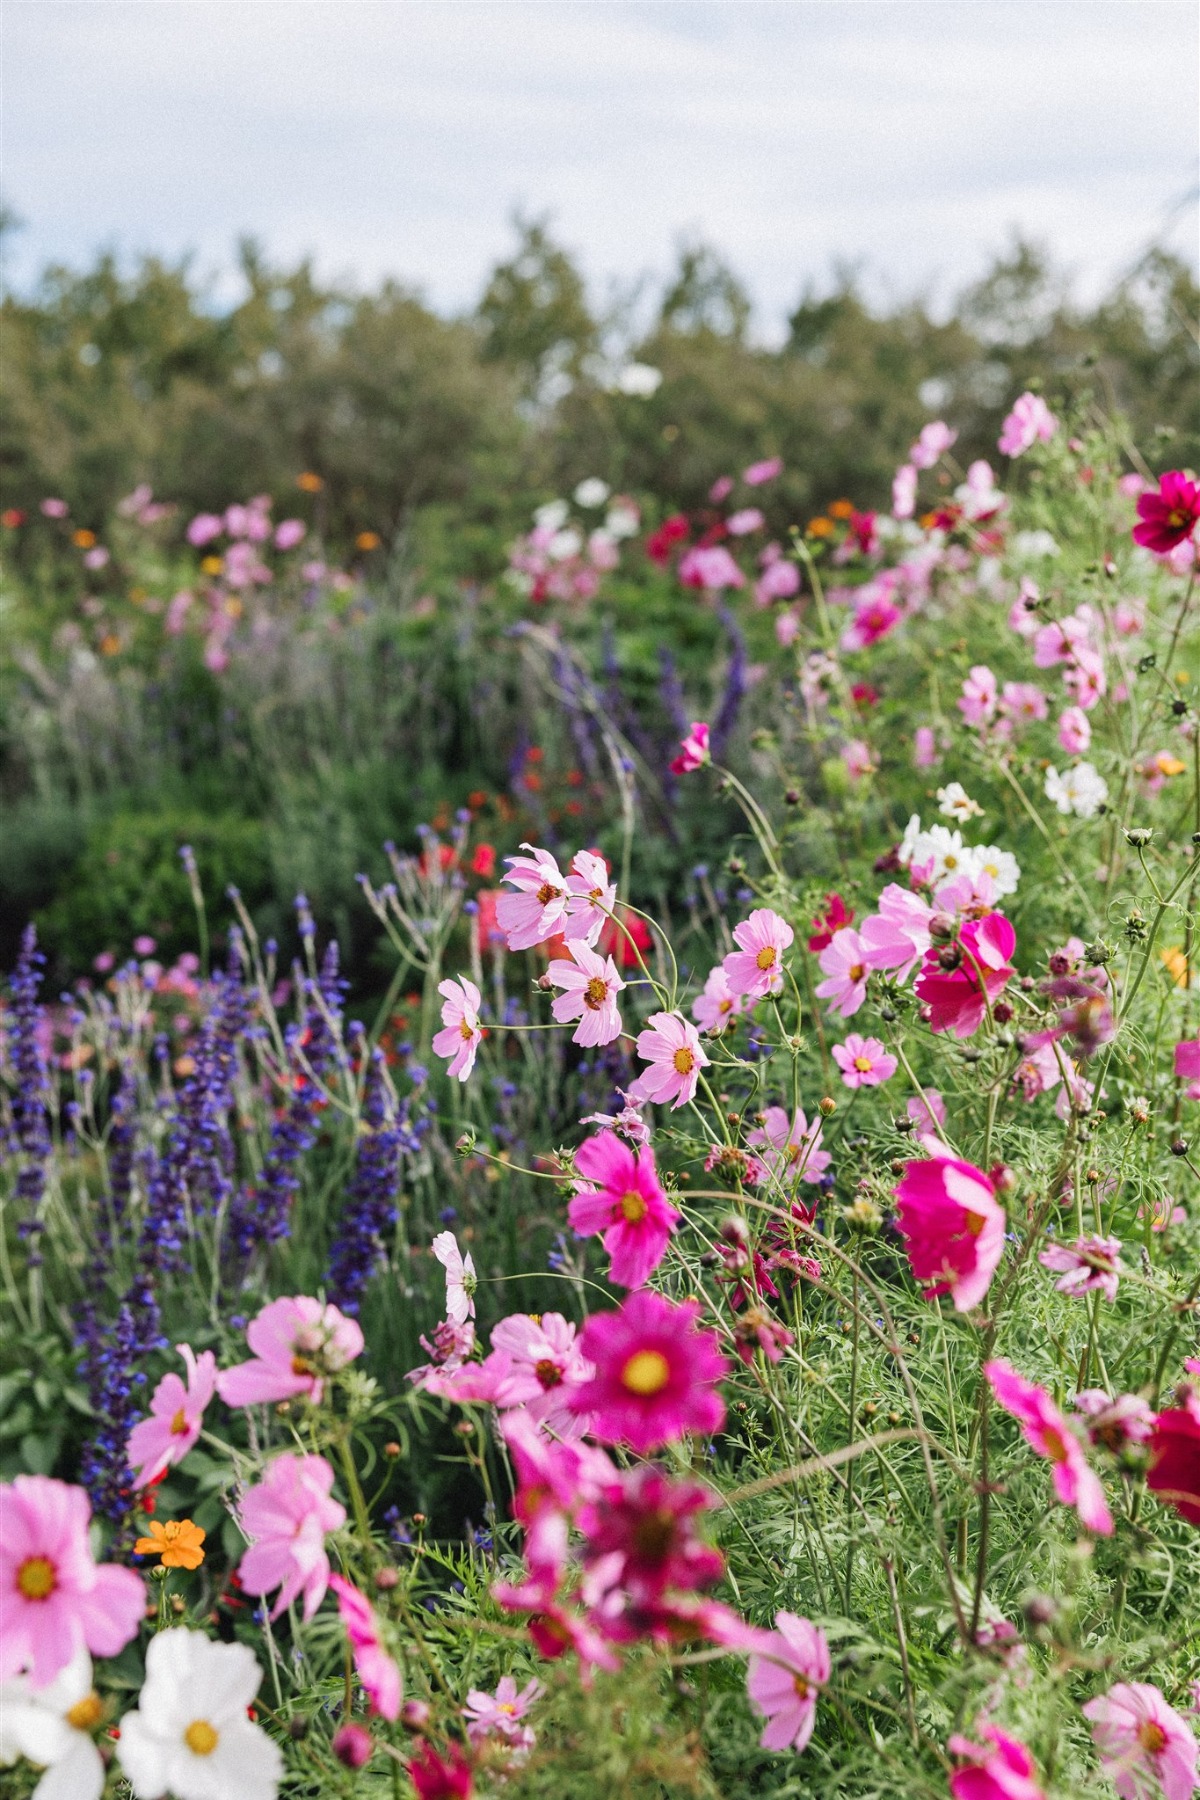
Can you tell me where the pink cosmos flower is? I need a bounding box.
[723,908,795,1001]
[948,1724,1046,1800]
[1175,1038,1200,1101]
[0,1476,145,1687]
[746,1105,830,1185]
[710,475,734,502]
[487,1311,594,1432]
[1132,472,1200,555]
[670,721,711,774]
[914,725,939,768]
[1075,1391,1155,1455]
[959,664,999,727]
[692,964,751,1033]
[126,1344,218,1488]
[914,912,1016,1039]
[627,1011,710,1110]
[580,1091,651,1145]
[547,942,626,1047]
[1058,706,1092,754]
[238,1452,346,1620]
[409,1741,475,1798]
[907,1090,946,1139]
[577,1464,723,1603]
[497,1410,612,1586]
[217,1295,364,1408]
[910,421,957,470]
[1038,1234,1123,1302]
[1145,1404,1200,1526]
[999,682,1048,724]
[496,845,571,950]
[678,545,745,591]
[754,556,800,605]
[432,976,484,1080]
[563,848,617,944]
[859,884,934,982]
[984,1359,1113,1535]
[840,590,902,652]
[186,511,222,545]
[274,518,306,550]
[842,738,876,780]
[894,1157,1005,1312]
[463,1674,544,1746]
[831,1034,897,1089]
[999,392,1057,457]
[814,926,871,1018]
[1082,1683,1198,1800]
[893,463,918,518]
[432,1231,477,1325]
[569,1130,680,1289]
[745,1611,830,1753]
[743,457,783,486]
[329,1574,402,1719]
[569,1290,727,1454]
[726,507,764,535]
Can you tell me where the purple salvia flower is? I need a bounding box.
[326,1040,423,1313]
[8,926,52,1261]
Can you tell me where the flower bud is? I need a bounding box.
[1124,827,1153,848]
[375,1567,400,1591]
[928,911,956,943]
[819,1096,836,1117]
[332,1723,374,1769]
[401,1700,431,1732]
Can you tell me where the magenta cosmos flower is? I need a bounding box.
[998,392,1057,457]
[577,1464,723,1602]
[496,843,571,950]
[894,1156,1006,1312]
[329,1574,402,1720]
[1038,1234,1123,1303]
[915,913,1016,1039]
[1145,1403,1200,1527]
[815,926,871,1018]
[745,1611,830,1753]
[217,1295,363,1408]
[947,1724,1046,1800]
[432,976,484,1080]
[1082,1682,1198,1800]
[1132,472,1200,555]
[627,1011,709,1110]
[831,1034,897,1089]
[547,942,626,1047]
[1175,1037,1200,1101]
[722,907,795,1001]
[126,1343,217,1487]
[238,1452,346,1621]
[670,720,710,774]
[0,1476,145,1687]
[568,1129,681,1288]
[569,1290,727,1453]
[985,1358,1113,1535]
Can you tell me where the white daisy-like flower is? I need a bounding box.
[962,844,1021,898]
[532,499,569,531]
[937,782,985,823]
[547,528,583,562]
[604,500,641,539]
[573,478,610,509]
[615,362,663,398]
[1044,762,1108,819]
[0,1648,106,1800]
[1012,529,1060,560]
[116,1631,282,1800]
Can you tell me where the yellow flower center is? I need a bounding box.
[185,1720,220,1756]
[848,963,865,982]
[1042,1427,1070,1464]
[672,1047,696,1075]
[584,976,609,1009]
[622,1350,671,1396]
[853,1056,872,1072]
[755,946,777,970]
[67,1693,104,1731]
[620,1190,648,1224]
[16,1556,56,1600]
[1138,1721,1168,1754]
[793,1674,811,1699]
[459,1018,475,1040]
[170,1407,189,1435]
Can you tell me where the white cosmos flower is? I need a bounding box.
[963,844,1021,898]
[432,1230,477,1324]
[1044,762,1109,819]
[0,1648,105,1800]
[615,362,663,398]
[573,478,610,508]
[547,527,583,562]
[532,499,569,531]
[937,783,984,823]
[116,1630,282,1800]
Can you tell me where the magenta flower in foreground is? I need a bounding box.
[894,1156,1005,1312]
[547,941,626,1047]
[1082,1682,1198,1800]
[670,720,710,774]
[0,1476,145,1687]
[329,1574,402,1720]
[568,1130,680,1289]
[1132,472,1200,555]
[745,1611,830,1752]
[915,912,1016,1039]
[948,1724,1046,1800]
[985,1358,1113,1536]
[126,1343,217,1487]
[722,907,795,1001]
[627,1011,709,1110]
[570,1290,727,1453]
[1039,1234,1123,1302]
[577,1464,723,1602]
[432,976,484,1080]
[217,1295,364,1408]
[238,1452,346,1620]
[832,1034,897,1089]
[998,391,1057,457]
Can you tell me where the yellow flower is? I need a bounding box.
[1160,946,1191,989]
[296,470,324,492]
[135,1518,206,1570]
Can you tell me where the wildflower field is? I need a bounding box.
[2,236,1200,1800]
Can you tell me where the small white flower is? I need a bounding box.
[573,478,610,509]
[1044,762,1108,819]
[0,1648,106,1800]
[615,362,662,398]
[604,500,640,539]
[116,1631,282,1800]
[963,844,1021,898]
[532,499,569,532]
[937,782,984,823]
[547,527,583,562]
[1012,529,1060,560]
[432,1230,477,1324]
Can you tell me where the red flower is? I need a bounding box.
[807,893,854,953]
[470,843,496,879]
[1146,1405,1200,1526]
[645,514,690,566]
[598,906,653,970]
[409,1742,474,1798]
[1132,471,1200,554]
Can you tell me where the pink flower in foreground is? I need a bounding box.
[723,907,794,1000]
[0,1476,144,1687]
[745,1611,830,1752]
[127,1344,217,1488]
[463,1674,544,1745]
[432,976,484,1080]
[217,1295,363,1408]
[1038,1234,1123,1302]
[985,1359,1113,1535]
[831,1034,897,1089]
[577,1464,723,1602]
[670,720,711,774]
[547,941,626,1047]
[329,1574,402,1719]
[1082,1683,1198,1800]
[409,1741,474,1799]
[569,1130,680,1289]
[894,1157,1005,1312]
[1132,472,1200,555]
[948,1724,1046,1800]
[496,844,570,950]
[747,1106,830,1185]
[498,1411,611,1587]
[814,926,871,1018]
[627,1011,709,1110]
[238,1452,346,1620]
[999,392,1057,457]
[1058,706,1092,754]
[910,421,957,470]
[569,1290,727,1453]
[743,456,783,486]
[915,912,1016,1039]
[840,590,902,652]
[692,964,751,1033]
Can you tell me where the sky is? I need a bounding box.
[4,1,1198,337]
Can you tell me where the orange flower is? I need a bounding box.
[355,531,381,552]
[99,634,122,657]
[135,1518,206,1570]
[827,499,854,520]
[73,528,97,548]
[805,517,834,539]
[1161,946,1191,989]
[296,471,324,492]
[200,555,223,576]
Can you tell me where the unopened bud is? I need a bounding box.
[1124,827,1153,848]
[454,1130,476,1157]
[332,1722,374,1769]
[384,1441,401,1458]
[1169,1137,1189,1158]
[819,1096,836,1116]
[928,911,956,943]
[719,1215,750,1248]
[375,1567,400,1591]
[988,1163,1016,1195]
[893,1115,915,1134]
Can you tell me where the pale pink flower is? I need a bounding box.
[547,941,626,1047]
[948,1724,1046,1800]
[329,1575,402,1719]
[564,849,617,944]
[910,421,957,470]
[678,545,745,591]
[1082,1682,1198,1800]
[670,721,710,774]
[914,725,939,768]
[1075,1391,1155,1454]
[959,664,999,727]
[775,607,800,647]
[127,1344,217,1487]
[907,1090,946,1138]
[743,457,783,486]
[745,1611,830,1752]
[186,511,222,545]
[814,926,871,1017]
[432,1231,477,1324]
[710,475,734,501]
[463,1674,544,1745]
[692,964,751,1033]
[842,738,876,781]
[217,1296,363,1408]
[432,976,484,1080]
[496,845,571,950]
[580,1091,651,1144]
[1039,1234,1123,1302]
[893,463,918,518]
[832,1034,897,1089]
[999,392,1057,457]
[1000,681,1048,724]
[238,1452,346,1621]
[727,507,764,535]
[1058,706,1092,754]
[985,1359,1113,1535]
[723,908,795,1001]
[487,1311,594,1432]
[627,1011,709,1109]
[1063,645,1107,710]
[274,519,306,550]
[747,1106,830,1185]
[754,556,800,605]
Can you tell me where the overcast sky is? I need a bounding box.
[4,1,1197,336]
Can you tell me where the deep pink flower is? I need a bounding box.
[627,1011,709,1110]
[1083,1683,1198,1800]
[496,845,571,950]
[959,665,999,727]
[678,545,745,591]
[0,1476,145,1687]
[126,1344,217,1488]
[329,1574,402,1719]
[1145,1405,1200,1527]
[743,457,783,486]
[463,1674,543,1745]
[1038,1234,1123,1302]
[747,1105,830,1185]
[547,942,626,1047]
[577,1464,723,1602]
[832,1034,897,1089]
[432,976,484,1080]
[999,393,1057,457]
[569,1130,680,1289]
[807,892,854,954]
[408,1741,474,1799]
[840,590,902,652]
[497,1412,611,1585]
[745,1611,830,1752]
[1132,472,1200,555]
[723,908,795,1000]
[985,1359,1113,1535]
[217,1295,363,1408]
[894,1156,1005,1312]
[670,721,711,774]
[814,926,871,1017]
[569,1291,727,1453]
[1175,1038,1200,1101]
[237,1452,346,1620]
[948,1724,1046,1800]
[692,964,751,1033]
[915,913,1016,1039]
